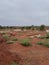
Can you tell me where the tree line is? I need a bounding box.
[0,25,49,31]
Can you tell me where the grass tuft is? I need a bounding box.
[11,62,18,65]
[37,42,43,45]
[6,41,14,44]
[20,39,31,46]
[12,37,18,41]
[2,35,10,41]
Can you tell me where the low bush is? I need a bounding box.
[39,25,45,31]
[39,36,45,39]
[12,37,18,41]
[6,41,14,44]
[44,43,49,47]
[11,63,17,65]
[46,33,49,39]
[2,35,10,41]
[37,39,49,48]
[20,39,30,46]
[6,62,17,65]
[2,32,6,35]
[37,42,43,45]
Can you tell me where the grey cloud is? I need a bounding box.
[0,0,49,26]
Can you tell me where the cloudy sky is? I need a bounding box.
[0,0,49,26]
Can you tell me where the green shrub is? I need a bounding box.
[39,25,45,31]
[11,62,17,65]
[12,38,18,41]
[46,33,49,39]
[6,41,14,44]
[37,39,49,48]
[2,35,10,41]
[2,32,6,35]
[39,36,45,39]
[6,62,17,65]
[44,43,49,47]
[37,42,43,45]
[20,39,30,46]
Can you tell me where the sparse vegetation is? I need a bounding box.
[2,35,10,41]
[2,32,6,35]
[11,62,18,65]
[37,39,49,48]
[44,43,49,47]
[31,25,34,30]
[20,39,31,46]
[37,42,43,45]
[6,41,14,44]
[46,33,49,39]
[0,25,49,65]
[39,25,45,31]
[39,36,46,39]
[12,37,18,41]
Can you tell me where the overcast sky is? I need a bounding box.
[0,0,49,26]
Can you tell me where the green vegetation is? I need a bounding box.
[2,35,10,41]
[37,42,43,45]
[6,62,18,65]
[39,25,45,31]
[37,39,49,48]
[20,39,31,46]
[6,41,14,44]
[11,62,17,65]
[39,36,46,39]
[21,27,24,31]
[1,33,18,44]
[39,33,49,39]
[12,37,18,41]
[2,32,6,35]
[31,25,34,30]
[46,33,49,39]
[44,43,49,47]
[43,39,49,47]
[0,25,49,31]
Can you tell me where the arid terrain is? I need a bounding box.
[0,29,49,65]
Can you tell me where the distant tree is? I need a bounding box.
[31,25,34,30]
[0,25,2,29]
[39,25,45,31]
[24,26,31,30]
[21,27,24,31]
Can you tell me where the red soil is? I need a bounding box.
[0,30,49,65]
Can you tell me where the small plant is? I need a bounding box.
[20,39,30,46]
[39,36,45,39]
[12,37,18,41]
[2,35,10,41]
[37,42,43,45]
[6,41,14,44]
[46,33,49,39]
[39,25,45,31]
[2,32,6,35]
[37,39,49,48]
[11,62,18,65]
[44,43,49,47]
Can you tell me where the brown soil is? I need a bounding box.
[0,30,49,65]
